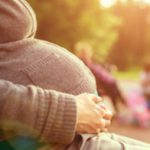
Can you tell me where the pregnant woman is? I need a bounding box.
[0,0,150,150]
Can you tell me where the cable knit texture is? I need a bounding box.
[0,80,77,145]
[0,0,96,146]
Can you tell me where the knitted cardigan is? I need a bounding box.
[0,0,96,146]
[0,80,76,145]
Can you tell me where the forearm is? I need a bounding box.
[0,80,77,144]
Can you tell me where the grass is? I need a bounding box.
[113,70,140,81]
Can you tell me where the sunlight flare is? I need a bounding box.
[100,0,116,8]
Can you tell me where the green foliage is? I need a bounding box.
[108,1,150,70]
[28,0,149,70]
[28,0,119,61]
[113,70,140,81]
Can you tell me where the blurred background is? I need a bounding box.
[27,0,150,143]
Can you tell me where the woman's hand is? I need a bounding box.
[75,93,113,134]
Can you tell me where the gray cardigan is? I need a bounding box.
[1,2,150,149]
[0,0,96,95]
[0,80,77,145]
[0,0,96,147]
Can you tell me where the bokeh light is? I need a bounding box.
[100,0,116,8]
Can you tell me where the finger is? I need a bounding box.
[104,120,111,128]
[92,95,103,104]
[96,105,106,117]
[98,102,107,110]
[104,109,113,120]
[98,103,113,120]
[101,128,108,132]
[99,118,106,129]
[96,128,101,134]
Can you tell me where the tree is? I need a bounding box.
[28,0,119,61]
[108,1,150,70]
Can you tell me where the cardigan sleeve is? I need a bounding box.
[0,80,77,144]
